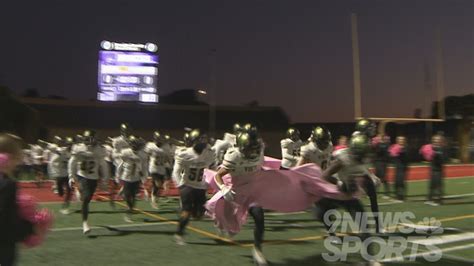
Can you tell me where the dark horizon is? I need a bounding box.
[1,0,472,123]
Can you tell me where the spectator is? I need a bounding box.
[390,136,409,201]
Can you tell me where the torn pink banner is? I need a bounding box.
[263,156,281,169]
[204,164,351,234]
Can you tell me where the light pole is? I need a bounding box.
[208,49,217,136]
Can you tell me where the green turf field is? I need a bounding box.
[19,176,474,266]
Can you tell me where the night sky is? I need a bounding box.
[0,0,472,122]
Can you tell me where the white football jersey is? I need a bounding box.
[332,148,371,181]
[222,147,264,177]
[111,135,130,166]
[144,142,171,175]
[68,144,110,180]
[30,144,44,165]
[42,148,52,164]
[22,149,33,166]
[212,133,238,165]
[300,141,333,170]
[48,147,71,178]
[172,145,215,189]
[280,138,303,168]
[117,148,148,182]
[103,144,113,162]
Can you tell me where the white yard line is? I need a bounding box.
[408,232,474,246]
[381,243,474,263]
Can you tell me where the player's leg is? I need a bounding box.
[34,165,43,187]
[363,176,383,233]
[58,177,71,214]
[376,160,389,197]
[193,188,207,220]
[175,186,192,245]
[150,173,163,209]
[122,181,133,222]
[56,177,64,197]
[80,177,98,234]
[343,199,376,261]
[162,168,172,202]
[64,177,72,211]
[248,206,267,265]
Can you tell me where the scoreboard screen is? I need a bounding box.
[97,41,159,102]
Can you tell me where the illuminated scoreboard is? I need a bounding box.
[97,41,159,102]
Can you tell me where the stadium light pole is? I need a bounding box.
[208,49,217,136]
[435,28,446,120]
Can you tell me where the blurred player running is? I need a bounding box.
[116,135,148,222]
[172,129,215,246]
[68,130,110,234]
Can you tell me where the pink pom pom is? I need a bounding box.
[389,144,401,157]
[0,153,10,169]
[23,209,54,247]
[371,136,381,146]
[334,145,347,152]
[420,144,434,161]
[17,193,54,248]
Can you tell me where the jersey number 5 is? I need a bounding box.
[188,168,204,182]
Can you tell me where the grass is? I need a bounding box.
[19,176,474,266]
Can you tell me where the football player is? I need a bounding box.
[297,126,333,170]
[48,136,73,214]
[212,123,242,166]
[144,131,171,209]
[355,118,385,233]
[30,140,45,187]
[214,127,268,265]
[68,130,110,234]
[116,135,148,222]
[280,127,303,170]
[319,135,379,254]
[172,129,215,246]
[110,123,132,202]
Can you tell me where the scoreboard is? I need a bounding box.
[97,41,159,102]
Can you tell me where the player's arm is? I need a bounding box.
[320,159,343,184]
[296,143,311,166]
[99,153,110,181]
[68,154,78,182]
[296,155,311,166]
[115,160,124,182]
[214,167,229,188]
[171,153,184,184]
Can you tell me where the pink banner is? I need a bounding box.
[204,164,351,234]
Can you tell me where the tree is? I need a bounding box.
[22,88,40,98]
